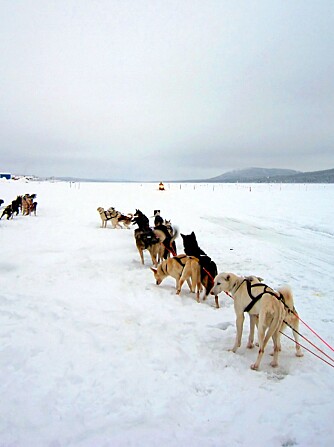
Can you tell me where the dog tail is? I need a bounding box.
[277,285,294,310]
[277,285,298,328]
[277,285,303,357]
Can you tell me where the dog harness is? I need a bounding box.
[102,208,118,220]
[243,280,285,313]
[102,211,113,221]
[141,231,160,248]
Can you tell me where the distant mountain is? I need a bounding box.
[203,167,334,183]
[207,167,299,183]
[260,168,334,183]
[28,167,334,184]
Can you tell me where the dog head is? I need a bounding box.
[154,214,164,226]
[210,272,240,296]
[210,273,263,296]
[134,209,143,217]
[150,266,166,285]
[181,231,201,255]
[132,209,142,221]
[164,219,173,235]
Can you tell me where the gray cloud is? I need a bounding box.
[1,1,333,180]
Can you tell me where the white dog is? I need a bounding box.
[211,273,303,370]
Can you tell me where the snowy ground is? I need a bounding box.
[1,180,334,447]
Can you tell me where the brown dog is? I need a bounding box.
[134,226,178,267]
[118,213,133,229]
[151,254,202,301]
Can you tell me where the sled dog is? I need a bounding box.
[181,232,219,307]
[97,207,122,229]
[118,213,133,229]
[0,204,13,220]
[151,254,202,300]
[133,209,177,265]
[210,272,303,370]
[134,227,176,266]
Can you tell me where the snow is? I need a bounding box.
[1,180,334,447]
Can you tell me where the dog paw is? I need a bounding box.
[250,363,259,370]
[296,351,304,357]
[270,360,278,368]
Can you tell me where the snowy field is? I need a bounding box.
[1,179,334,447]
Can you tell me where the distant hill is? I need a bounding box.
[259,168,334,183]
[26,167,334,184]
[207,167,299,182]
[203,167,334,183]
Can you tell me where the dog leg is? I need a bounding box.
[196,278,203,303]
[138,248,144,265]
[292,315,304,357]
[214,295,219,308]
[247,315,258,349]
[287,311,304,357]
[189,272,196,294]
[202,277,208,301]
[175,277,181,295]
[196,285,201,303]
[186,278,192,291]
[231,313,244,352]
[149,251,158,267]
[270,332,281,368]
[251,307,283,370]
[251,349,265,370]
[192,264,201,302]
[251,322,266,370]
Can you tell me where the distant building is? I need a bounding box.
[0,173,11,179]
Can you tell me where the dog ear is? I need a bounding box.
[150,267,157,273]
[226,274,230,281]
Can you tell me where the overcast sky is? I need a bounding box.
[1,1,333,181]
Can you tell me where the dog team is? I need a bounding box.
[0,194,37,220]
[99,206,303,371]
